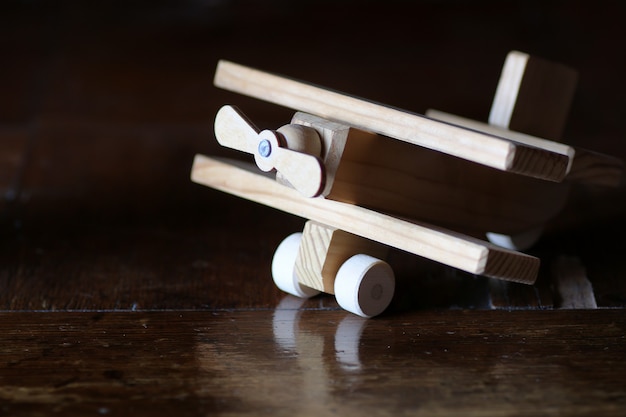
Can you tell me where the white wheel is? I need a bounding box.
[334,254,395,318]
[271,233,320,298]
[486,227,543,251]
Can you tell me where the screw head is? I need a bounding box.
[258,139,272,158]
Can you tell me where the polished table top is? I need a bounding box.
[2,309,625,416]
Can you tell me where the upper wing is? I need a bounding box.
[427,109,623,187]
[214,60,570,182]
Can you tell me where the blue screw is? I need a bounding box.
[258,139,272,158]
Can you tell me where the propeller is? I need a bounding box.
[214,105,326,198]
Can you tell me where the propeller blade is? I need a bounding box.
[273,147,325,198]
[214,105,259,154]
[214,106,325,197]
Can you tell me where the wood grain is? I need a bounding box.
[191,155,540,284]
[295,220,387,293]
[288,112,351,197]
[320,122,569,236]
[1,310,625,416]
[427,110,623,187]
[490,51,579,141]
[428,109,575,168]
[1,2,626,414]
[214,60,571,182]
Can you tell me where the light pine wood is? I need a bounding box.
[292,113,568,236]
[489,51,529,130]
[287,112,352,197]
[485,51,622,186]
[424,50,617,253]
[214,105,325,197]
[426,110,623,186]
[295,220,335,292]
[216,106,570,236]
[489,51,578,140]
[428,109,575,170]
[276,123,323,157]
[214,104,260,154]
[262,137,325,198]
[295,220,387,293]
[214,60,570,182]
[191,155,540,284]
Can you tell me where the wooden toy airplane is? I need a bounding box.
[191,51,622,317]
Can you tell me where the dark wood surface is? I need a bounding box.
[2,309,625,416]
[1,1,626,415]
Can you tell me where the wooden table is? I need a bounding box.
[1,1,625,415]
